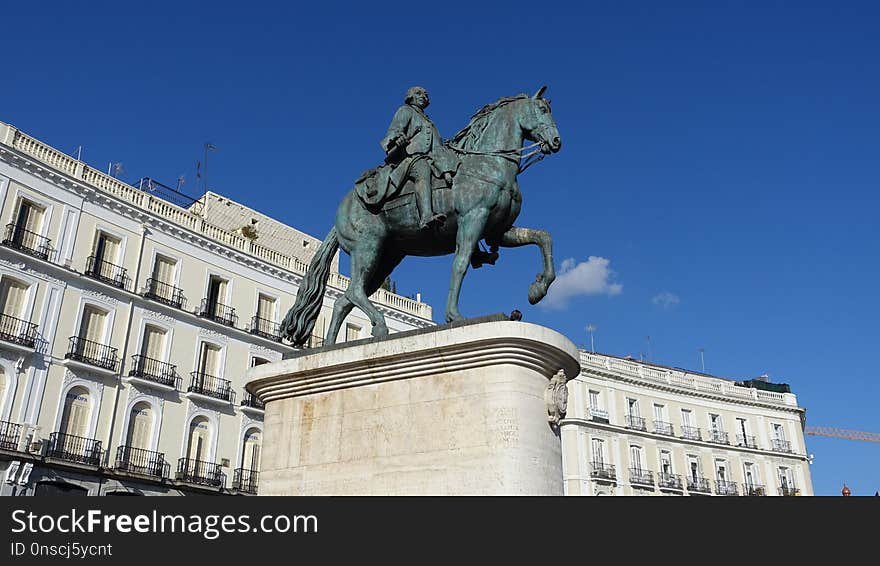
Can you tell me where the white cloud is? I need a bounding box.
[652,291,680,310]
[541,256,623,310]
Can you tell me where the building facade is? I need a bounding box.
[0,121,433,496]
[561,351,813,496]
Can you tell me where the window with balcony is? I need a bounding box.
[588,389,608,421]
[4,198,51,260]
[345,323,361,342]
[235,427,262,494]
[772,423,791,453]
[0,276,37,348]
[67,305,117,371]
[715,459,738,495]
[743,462,764,496]
[625,398,645,430]
[590,438,615,481]
[629,445,653,487]
[178,416,223,486]
[145,254,184,309]
[87,232,127,289]
[777,466,798,496]
[658,450,682,490]
[116,401,167,478]
[736,417,756,448]
[201,276,236,326]
[709,413,728,444]
[681,408,700,440]
[653,403,673,436]
[251,293,280,341]
[49,386,101,466]
[189,342,233,402]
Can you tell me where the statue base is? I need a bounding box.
[246,317,580,495]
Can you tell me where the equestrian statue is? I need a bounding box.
[279,86,562,347]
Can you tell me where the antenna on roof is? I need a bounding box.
[586,324,596,353]
[645,335,652,361]
[698,348,705,372]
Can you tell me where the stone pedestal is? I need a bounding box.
[245,318,580,495]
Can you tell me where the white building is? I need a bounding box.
[0,120,433,496]
[561,351,813,496]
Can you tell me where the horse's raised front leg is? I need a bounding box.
[446,208,490,323]
[491,226,555,305]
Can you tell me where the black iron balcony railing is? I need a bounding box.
[0,313,38,348]
[2,223,53,261]
[0,420,22,451]
[85,255,129,290]
[629,468,655,487]
[199,299,238,327]
[657,473,682,490]
[590,462,616,482]
[653,420,674,436]
[188,372,235,403]
[772,439,793,453]
[115,446,170,479]
[687,476,712,493]
[176,458,225,487]
[241,392,265,410]
[736,434,758,449]
[46,432,103,466]
[250,316,282,342]
[66,336,118,372]
[128,355,180,389]
[744,483,766,496]
[779,484,800,496]
[708,430,730,445]
[681,425,702,441]
[143,278,186,310]
[715,479,739,496]
[233,468,259,494]
[625,414,646,431]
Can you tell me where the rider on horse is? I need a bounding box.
[380,86,458,230]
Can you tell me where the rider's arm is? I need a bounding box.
[380,106,413,153]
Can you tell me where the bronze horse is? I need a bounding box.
[280,87,562,346]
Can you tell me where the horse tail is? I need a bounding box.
[280,227,339,346]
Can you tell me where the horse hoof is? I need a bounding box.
[528,282,545,305]
[446,312,464,323]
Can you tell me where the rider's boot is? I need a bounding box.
[417,179,445,230]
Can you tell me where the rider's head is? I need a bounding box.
[405,86,430,109]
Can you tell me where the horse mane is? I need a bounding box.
[449,94,529,151]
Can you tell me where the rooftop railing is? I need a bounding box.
[579,351,797,407]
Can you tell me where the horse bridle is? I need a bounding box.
[447,98,553,174]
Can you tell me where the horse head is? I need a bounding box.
[517,86,562,154]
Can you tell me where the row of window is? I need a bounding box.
[588,390,794,453]
[590,438,799,495]
[3,197,364,344]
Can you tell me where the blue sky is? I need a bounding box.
[3,1,877,496]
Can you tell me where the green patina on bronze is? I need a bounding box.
[280,86,562,346]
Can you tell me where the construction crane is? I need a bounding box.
[805,426,880,443]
